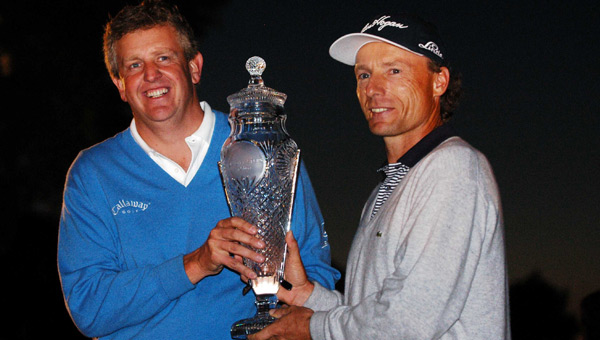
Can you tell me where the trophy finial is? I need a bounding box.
[227,56,286,108]
[246,56,266,77]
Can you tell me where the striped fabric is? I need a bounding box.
[371,162,410,218]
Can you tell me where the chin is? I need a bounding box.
[368,122,389,136]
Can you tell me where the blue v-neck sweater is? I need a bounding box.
[58,110,339,339]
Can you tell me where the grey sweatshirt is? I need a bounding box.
[306,137,510,339]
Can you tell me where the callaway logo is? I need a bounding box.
[418,41,443,59]
[362,15,408,32]
[112,199,150,215]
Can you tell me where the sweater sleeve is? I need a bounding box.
[305,281,344,312]
[57,155,195,337]
[308,145,506,339]
[290,162,340,290]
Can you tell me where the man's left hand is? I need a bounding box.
[248,305,313,340]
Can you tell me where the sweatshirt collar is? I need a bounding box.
[395,123,457,167]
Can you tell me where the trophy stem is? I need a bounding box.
[231,294,278,339]
[255,294,277,318]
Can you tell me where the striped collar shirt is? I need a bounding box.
[371,162,411,218]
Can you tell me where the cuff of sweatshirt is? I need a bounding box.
[305,281,341,312]
[156,255,196,300]
[309,310,328,340]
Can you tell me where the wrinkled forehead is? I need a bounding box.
[115,26,183,56]
[354,41,430,67]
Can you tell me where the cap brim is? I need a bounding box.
[329,33,424,66]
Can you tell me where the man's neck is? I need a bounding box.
[383,123,456,169]
[135,103,204,170]
[383,117,443,164]
[383,129,432,164]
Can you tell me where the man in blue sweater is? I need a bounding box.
[57,1,339,339]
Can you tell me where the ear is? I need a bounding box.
[189,52,203,85]
[433,66,450,97]
[111,76,128,102]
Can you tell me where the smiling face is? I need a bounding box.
[111,25,203,133]
[354,42,449,160]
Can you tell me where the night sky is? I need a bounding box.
[1,0,598,337]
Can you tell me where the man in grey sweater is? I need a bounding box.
[250,13,510,339]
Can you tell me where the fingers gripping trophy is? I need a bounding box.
[219,57,300,339]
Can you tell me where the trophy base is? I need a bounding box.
[231,294,278,339]
[230,314,276,339]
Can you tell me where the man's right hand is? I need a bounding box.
[184,217,265,284]
[276,231,314,306]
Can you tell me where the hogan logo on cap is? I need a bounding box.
[361,15,409,32]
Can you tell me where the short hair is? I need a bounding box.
[428,60,462,122]
[103,0,199,79]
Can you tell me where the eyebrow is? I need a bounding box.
[122,47,179,61]
[355,59,407,72]
[382,60,403,67]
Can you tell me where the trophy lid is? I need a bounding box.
[227,56,287,110]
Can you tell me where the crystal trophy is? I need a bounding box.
[219,56,300,339]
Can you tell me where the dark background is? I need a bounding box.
[1,0,598,338]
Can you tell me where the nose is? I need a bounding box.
[364,74,385,98]
[144,62,162,82]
